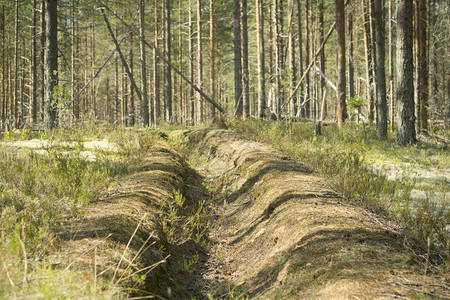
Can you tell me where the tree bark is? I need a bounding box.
[14,0,19,127]
[288,0,296,117]
[388,0,394,131]
[297,0,304,117]
[242,0,250,119]
[233,0,242,117]
[210,0,215,122]
[0,5,5,129]
[374,0,387,139]
[348,10,354,100]
[165,0,172,122]
[319,0,326,118]
[45,0,58,129]
[154,0,160,124]
[304,0,310,117]
[196,0,203,124]
[335,0,346,127]
[418,0,428,129]
[40,0,45,122]
[31,0,38,125]
[139,0,150,126]
[362,0,375,122]
[188,0,195,125]
[129,31,135,126]
[396,0,416,145]
[256,0,266,119]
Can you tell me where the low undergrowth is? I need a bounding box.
[228,119,449,274]
[0,125,167,298]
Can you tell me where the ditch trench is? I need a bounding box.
[53,130,448,299]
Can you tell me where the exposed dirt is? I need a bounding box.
[177,129,449,299]
[52,142,209,299]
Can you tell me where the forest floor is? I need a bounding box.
[0,124,449,299]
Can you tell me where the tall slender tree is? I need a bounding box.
[256,0,266,119]
[233,0,242,117]
[165,0,172,122]
[139,0,149,126]
[418,0,428,129]
[335,0,346,127]
[374,0,387,139]
[188,0,195,125]
[396,0,416,145]
[153,0,160,124]
[196,0,203,124]
[30,0,38,125]
[210,0,215,121]
[45,0,58,129]
[242,0,250,119]
[288,0,296,117]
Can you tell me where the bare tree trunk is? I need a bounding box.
[154,0,160,124]
[418,0,428,129]
[274,0,281,116]
[304,0,310,117]
[31,0,37,125]
[233,0,242,117]
[165,0,172,122]
[389,0,394,131]
[179,0,184,124]
[335,0,346,127]
[362,0,375,122]
[14,0,19,127]
[45,0,58,129]
[348,9,354,100]
[413,0,420,131]
[374,0,387,139]
[210,0,216,122]
[242,0,250,119]
[256,0,266,119]
[396,0,416,145]
[115,30,119,123]
[288,0,296,117]
[319,0,326,118]
[91,18,96,118]
[188,0,195,125]
[129,31,135,126]
[40,0,45,122]
[297,0,304,117]
[196,0,203,124]
[139,0,150,126]
[0,5,5,129]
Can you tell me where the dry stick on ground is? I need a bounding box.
[98,1,224,114]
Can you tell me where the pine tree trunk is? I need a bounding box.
[45,0,58,129]
[233,0,242,117]
[154,0,160,124]
[242,0,250,119]
[256,0,266,119]
[389,0,395,131]
[31,0,37,125]
[188,0,195,125]
[129,32,135,126]
[288,0,296,117]
[413,0,420,131]
[297,0,304,117]
[165,0,172,122]
[348,10,354,100]
[335,0,346,127]
[14,0,19,127]
[362,0,374,122]
[304,0,310,117]
[418,0,428,129]
[396,0,416,145]
[210,0,216,122]
[0,5,4,129]
[374,0,387,139]
[319,0,326,118]
[274,0,281,117]
[196,0,203,124]
[139,0,150,126]
[179,0,184,124]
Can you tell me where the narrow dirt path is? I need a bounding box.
[179,129,449,299]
